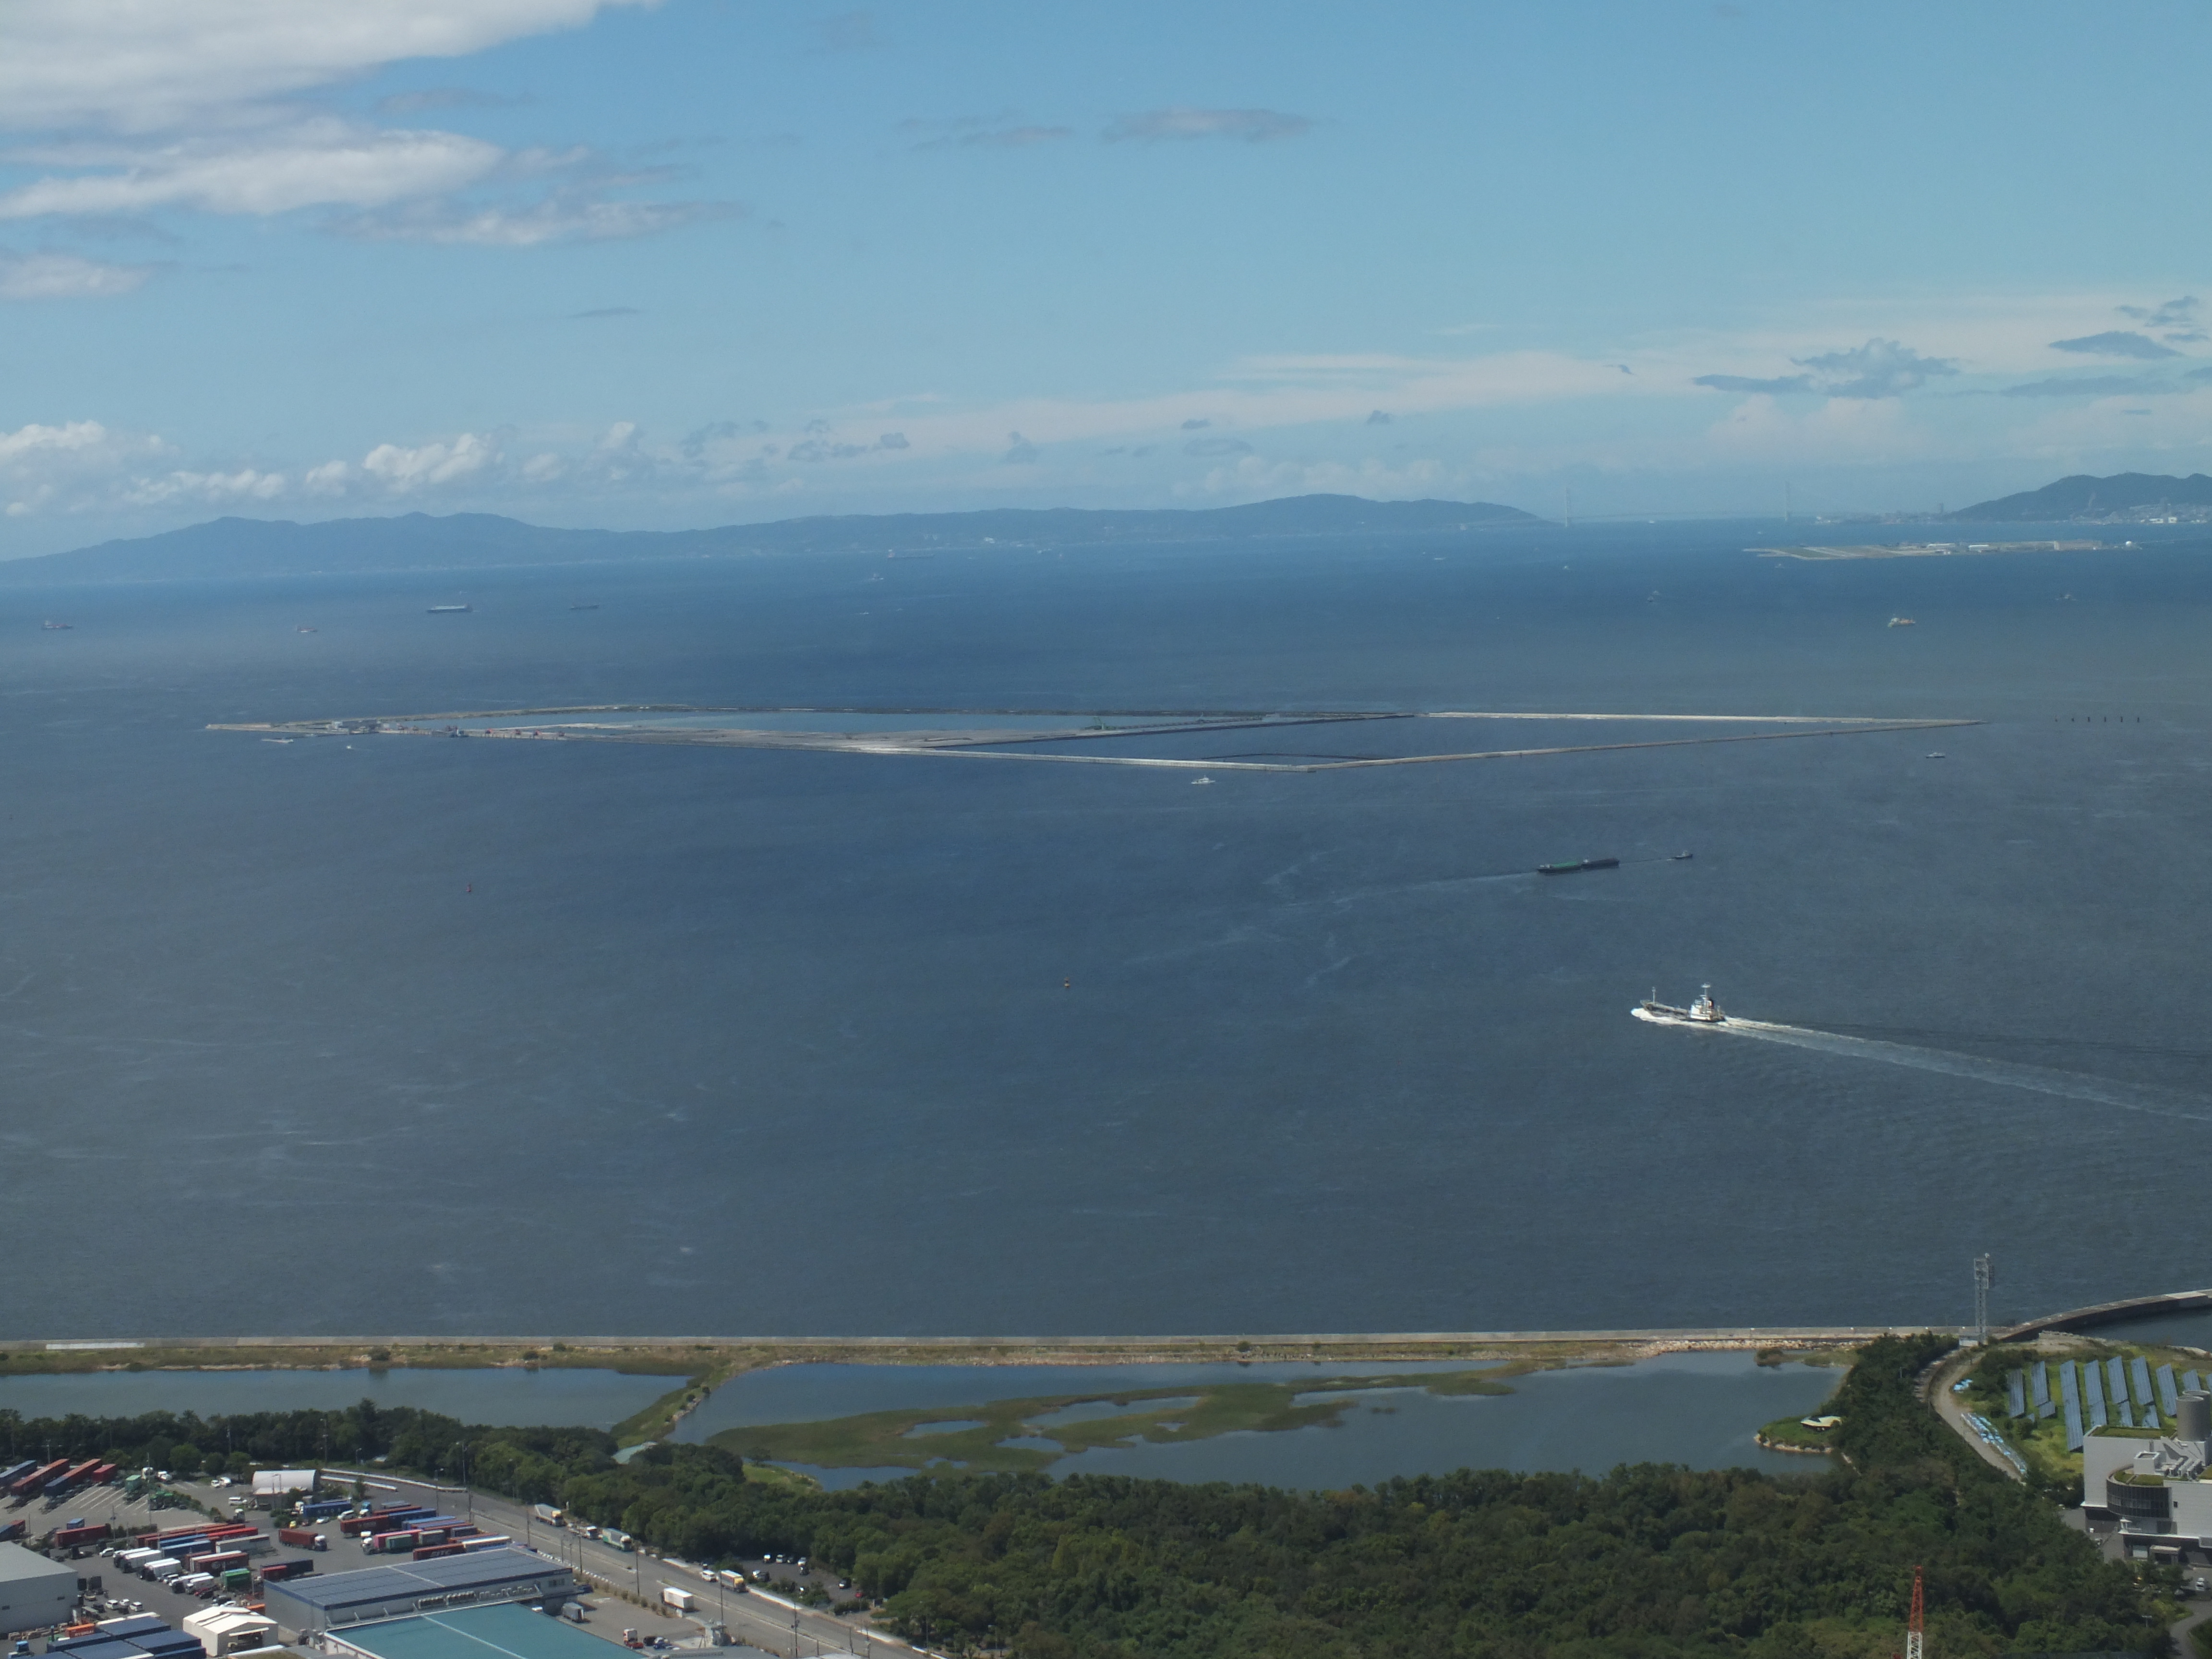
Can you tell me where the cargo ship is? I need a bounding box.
[427,604,472,614]
[1633,984,1725,1026]
[1537,856,1619,875]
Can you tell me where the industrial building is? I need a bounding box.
[258,1550,577,1638]
[320,1604,612,1659]
[181,1607,278,1656]
[2082,1387,2212,1543]
[0,1541,79,1634]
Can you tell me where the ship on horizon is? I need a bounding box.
[1633,984,1726,1026]
[426,603,472,613]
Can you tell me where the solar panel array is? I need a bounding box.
[2085,1358,2109,1429]
[2109,1358,2134,1428]
[2008,1370,2027,1418]
[2032,1363,2055,1419]
[2133,1356,2160,1428]
[2060,1361,2085,1451]
[2158,1363,2180,1417]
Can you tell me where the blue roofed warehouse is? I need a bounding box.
[259,1550,577,1638]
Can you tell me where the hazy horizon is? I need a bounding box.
[7,2,2212,557]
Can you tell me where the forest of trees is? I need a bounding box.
[0,1335,2170,1658]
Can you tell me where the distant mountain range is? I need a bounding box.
[1948,472,2212,522]
[1,494,1539,581]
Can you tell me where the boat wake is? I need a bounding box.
[1714,1017,2212,1125]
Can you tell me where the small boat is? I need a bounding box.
[40,620,71,631]
[1925,751,1945,759]
[1191,776,1214,786]
[1670,850,1694,861]
[1634,984,1725,1026]
[296,625,318,633]
[1537,856,1619,875]
[570,603,599,611]
[427,603,472,614]
[1887,616,1916,627]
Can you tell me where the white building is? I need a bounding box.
[251,1471,317,1511]
[2083,1390,2212,1541]
[0,1540,79,1634]
[184,1607,280,1656]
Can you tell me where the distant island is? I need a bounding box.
[0,493,1540,581]
[1948,471,2212,523]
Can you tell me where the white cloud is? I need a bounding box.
[0,0,656,132]
[339,193,735,245]
[0,2,711,257]
[1103,108,1312,144]
[0,419,115,463]
[0,418,177,517]
[0,249,153,298]
[360,432,498,491]
[0,125,503,219]
[124,467,287,505]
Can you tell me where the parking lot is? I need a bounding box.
[13,1467,921,1659]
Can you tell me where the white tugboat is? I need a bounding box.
[1633,984,1726,1026]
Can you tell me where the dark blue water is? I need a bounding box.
[6,520,2211,1338]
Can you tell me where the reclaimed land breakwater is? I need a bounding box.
[0,1329,1930,1448]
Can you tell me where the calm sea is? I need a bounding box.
[4,520,2208,1340]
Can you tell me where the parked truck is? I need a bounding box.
[275,1529,326,1551]
[660,1589,696,1615]
[533,1505,565,1527]
[12,1461,69,1498]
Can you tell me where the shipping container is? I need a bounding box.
[460,1536,509,1552]
[299,1499,349,1522]
[275,1529,321,1549]
[220,1569,251,1590]
[53,1525,106,1548]
[61,1460,101,1487]
[114,1549,158,1571]
[256,1559,314,1583]
[12,1460,67,1496]
[140,1557,181,1580]
[189,1552,249,1576]
[0,1462,34,1489]
[0,1521,24,1543]
[410,1544,464,1562]
[660,1588,695,1614]
[87,1464,116,1486]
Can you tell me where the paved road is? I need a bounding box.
[328,1473,916,1659]
[1926,1350,2027,1480]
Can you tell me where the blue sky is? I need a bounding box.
[4,0,2211,554]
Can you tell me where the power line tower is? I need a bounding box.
[1973,1255,1994,1346]
[1905,1564,1925,1659]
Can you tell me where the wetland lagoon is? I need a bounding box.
[0,1349,1843,1490]
[673,1351,1844,1489]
